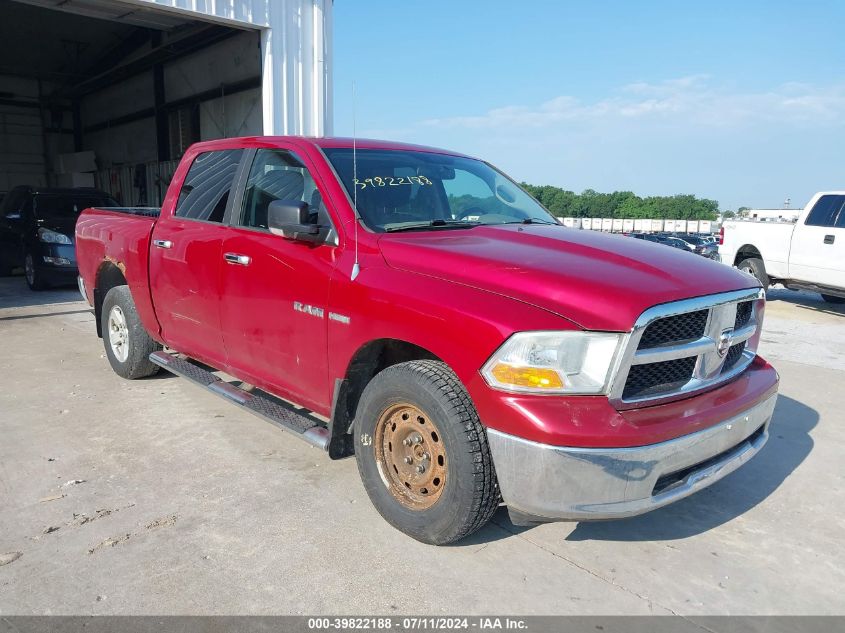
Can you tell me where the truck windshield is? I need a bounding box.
[322,148,557,232]
[34,194,117,220]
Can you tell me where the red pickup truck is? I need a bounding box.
[75,136,779,544]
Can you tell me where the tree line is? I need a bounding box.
[520,184,722,220]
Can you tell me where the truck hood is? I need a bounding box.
[378,225,759,331]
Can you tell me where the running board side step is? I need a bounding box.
[149,351,331,451]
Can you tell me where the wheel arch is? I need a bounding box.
[328,338,444,459]
[93,260,128,337]
[733,244,763,267]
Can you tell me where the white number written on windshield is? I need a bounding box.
[353,175,433,189]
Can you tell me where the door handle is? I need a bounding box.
[224,252,251,266]
[153,239,173,249]
[824,234,835,245]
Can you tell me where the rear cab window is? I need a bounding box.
[175,149,244,223]
[805,195,845,228]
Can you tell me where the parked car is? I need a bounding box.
[0,186,118,289]
[75,137,778,544]
[673,233,720,259]
[720,192,845,303]
[628,232,665,243]
[661,235,693,251]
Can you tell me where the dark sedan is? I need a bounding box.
[0,186,118,289]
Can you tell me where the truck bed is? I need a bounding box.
[720,219,794,276]
[96,206,162,218]
[75,206,162,340]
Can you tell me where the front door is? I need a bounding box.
[219,147,339,414]
[149,148,244,367]
[789,194,845,288]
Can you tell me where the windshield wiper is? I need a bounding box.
[499,218,559,225]
[384,219,480,233]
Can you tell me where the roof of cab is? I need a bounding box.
[187,135,472,159]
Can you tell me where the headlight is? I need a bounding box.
[38,228,72,244]
[481,331,623,394]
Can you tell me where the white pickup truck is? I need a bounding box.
[719,191,845,303]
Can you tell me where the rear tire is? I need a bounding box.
[354,360,499,545]
[101,285,161,379]
[821,294,845,304]
[737,257,769,290]
[24,251,47,290]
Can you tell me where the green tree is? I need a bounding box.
[521,183,720,221]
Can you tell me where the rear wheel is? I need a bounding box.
[737,257,769,290]
[821,294,845,304]
[24,251,46,290]
[354,360,499,545]
[101,285,161,379]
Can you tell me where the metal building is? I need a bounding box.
[0,0,332,205]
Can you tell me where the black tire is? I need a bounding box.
[821,294,845,304]
[737,257,769,290]
[101,285,161,379]
[24,251,47,290]
[354,360,499,545]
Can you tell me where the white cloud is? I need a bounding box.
[354,76,845,211]
[419,76,845,130]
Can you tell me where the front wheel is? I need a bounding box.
[101,285,161,379]
[737,257,769,290]
[821,294,845,304]
[24,251,46,290]
[354,360,499,545]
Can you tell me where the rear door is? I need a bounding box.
[149,148,244,367]
[789,194,845,288]
[218,146,339,413]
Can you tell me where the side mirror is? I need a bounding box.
[268,200,322,243]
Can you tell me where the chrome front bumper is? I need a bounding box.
[487,393,777,523]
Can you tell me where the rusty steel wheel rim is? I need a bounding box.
[374,402,447,511]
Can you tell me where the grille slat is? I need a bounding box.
[734,301,753,329]
[623,356,697,399]
[721,341,746,373]
[638,309,708,349]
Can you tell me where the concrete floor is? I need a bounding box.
[0,276,842,615]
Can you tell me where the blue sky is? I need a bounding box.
[333,1,845,211]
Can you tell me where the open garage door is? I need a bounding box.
[0,0,263,206]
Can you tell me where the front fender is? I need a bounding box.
[327,262,577,428]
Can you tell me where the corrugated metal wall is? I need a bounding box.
[94,160,180,207]
[0,78,47,191]
[131,0,333,136]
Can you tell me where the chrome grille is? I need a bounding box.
[609,289,765,408]
[639,310,708,349]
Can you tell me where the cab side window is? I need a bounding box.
[3,189,27,219]
[805,195,845,228]
[174,149,243,223]
[238,149,335,237]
